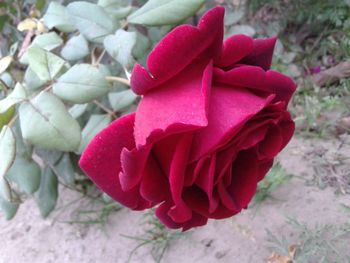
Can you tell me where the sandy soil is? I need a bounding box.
[1,136,349,263]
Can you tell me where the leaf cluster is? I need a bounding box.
[0,0,206,220]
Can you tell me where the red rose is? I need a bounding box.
[79,7,296,231]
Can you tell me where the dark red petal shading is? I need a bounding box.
[190,84,272,162]
[79,113,150,210]
[258,125,282,159]
[119,145,151,191]
[130,7,224,95]
[265,70,297,105]
[168,133,194,223]
[182,212,208,231]
[155,201,182,229]
[214,66,296,106]
[140,153,168,203]
[215,34,254,68]
[213,66,266,90]
[195,155,219,213]
[134,60,212,147]
[228,150,258,209]
[238,37,277,70]
[257,159,274,181]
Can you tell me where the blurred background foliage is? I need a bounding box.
[0,0,349,240]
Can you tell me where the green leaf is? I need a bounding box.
[0,72,14,88]
[77,114,111,154]
[33,32,63,50]
[61,34,89,61]
[27,45,67,82]
[0,83,26,113]
[12,123,33,158]
[7,156,41,195]
[108,89,137,111]
[0,56,12,75]
[53,64,110,104]
[98,0,133,19]
[20,32,64,64]
[36,166,58,218]
[19,91,81,152]
[104,29,137,68]
[24,67,47,90]
[68,103,88,119]
[132,31,151,60]
[0,106,15,130]
[54,154,75,185]
[67,2,115,43]
[0,195,19,220]
[224,10,244,26]
[36,0,46,11]
[43,2,76,32]
[0,177,11,202]
[128,0,205,26]
[0,126,16,180]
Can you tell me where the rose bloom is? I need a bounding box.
[80,6,296,231]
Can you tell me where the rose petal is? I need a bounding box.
[228,150,258,209]
[217,180,239,212]
[214,66,296,105]
[194,155,219,213]
[119,145,151,191]
[79,113,150,210]
[190,84,272,161]
[155,201,182,229]
[215,34,254,68]
[184,158,206,186]
[239,37,277,70]
[140,152,169,203]
[134,60,212,147]
[279,119,295,148]
[213,66,266,90]
[168,133,194,223]
[131,7,224,95]
[258,125,282,159]
[265,70,297,105]
[182,211,208,231]
[256,159,274,181]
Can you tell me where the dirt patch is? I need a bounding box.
[1,136,349,263]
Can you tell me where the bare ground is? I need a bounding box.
[1,136,350,263]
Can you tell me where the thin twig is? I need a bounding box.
[95,49,106,65]
[93,100,118,119]
[105,76,130,86]
[18,29,34,58]
[8,114,19,128]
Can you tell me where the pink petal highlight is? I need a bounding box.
[190,85,271,161]
[134,60,212,147]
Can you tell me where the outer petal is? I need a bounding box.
[239,37,277,70]
[168,133,194,223]
[228,150,258,209]
[190,84,273,161]
[139,153,169,203]
[119,145,151,191]
[265,70,297,105]
[214,66,296,105]
[213,66,266,90]
[215,34,254,68]
[134,60,212,147]
[79,113,150,210]
[130,7,224,95]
